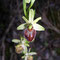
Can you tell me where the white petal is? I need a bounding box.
[33,24,45,31]
[17,23,26,30]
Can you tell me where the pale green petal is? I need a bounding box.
[25,0,31,3]
[17,23,26,30]
[33,24,45,31]
[33,17,41,24]
[28,52,37,55]
[22,16,28,23]
[12,39,20,43]
[29,9,35,23]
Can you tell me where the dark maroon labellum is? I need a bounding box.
[24,28,36,42]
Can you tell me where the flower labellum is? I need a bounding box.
[15,45,24,54]
[27,56,33,60]
[24,27,36,42]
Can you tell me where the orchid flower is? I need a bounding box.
[12,37,29,54]
[22,48,37,60]
[17,9,45,41]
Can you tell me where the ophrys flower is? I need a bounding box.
[17,9,45,41]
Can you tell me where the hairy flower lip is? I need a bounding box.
[15,45,24,54]
[24,28,36,42]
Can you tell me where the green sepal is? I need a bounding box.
[12,39,20,43]
[17,23,26,30]
[22,16,28,23]
[33,24,45,31]
[29,9,35,22]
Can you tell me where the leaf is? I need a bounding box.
[25,0,31,3]
[22,16,28,23]
[28,52,37,55]
[17,23,26,30]
[33,17,41,24]
[29,9,35,22]
[23,0,26,16]
[33,24,45,31]
[12,39,20,43]
[29,0,35,8]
